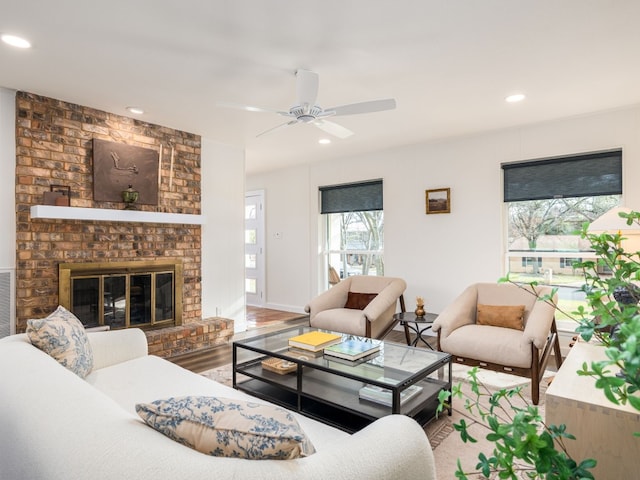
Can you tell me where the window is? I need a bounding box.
[521,257,542,268]
[560,257,582,269]
[503,150,622,320]
[320,180,383,285]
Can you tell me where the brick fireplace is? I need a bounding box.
[14,92,233,357]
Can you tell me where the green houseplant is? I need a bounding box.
[439,210,640,479]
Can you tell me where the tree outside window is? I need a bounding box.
[326,210,383,282]
[506,195,620,318]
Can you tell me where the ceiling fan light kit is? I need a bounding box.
[221,69,396,139]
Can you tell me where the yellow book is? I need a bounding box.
[288,331,342,351]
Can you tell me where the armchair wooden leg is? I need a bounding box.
[531,346,540,405]
[551,319,563,369]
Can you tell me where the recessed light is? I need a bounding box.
[1,34,31,49]
[126,106,144,115]
[318,138,331,145]
[505,93,526,103]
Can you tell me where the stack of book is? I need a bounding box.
[323,339,381,361]
[287,331,342,357]
[359,378,423,407]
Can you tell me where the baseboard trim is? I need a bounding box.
[258,303,306,315]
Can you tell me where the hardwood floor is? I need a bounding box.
[169,307,308,373]
[246,306,307,329]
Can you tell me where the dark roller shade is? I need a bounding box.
[502,150,622,202]
[320,180,383,214]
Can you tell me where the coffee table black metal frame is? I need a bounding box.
[394,311,438,349]
[233,325,452,433]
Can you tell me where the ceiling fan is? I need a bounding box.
[220,70,396,138]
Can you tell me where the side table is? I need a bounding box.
[393,312,438,349]
[545,341,640,478]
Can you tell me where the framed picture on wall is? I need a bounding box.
[425,188,450,214]
[92,138,159,205]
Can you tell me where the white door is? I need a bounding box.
[245,191,265,306]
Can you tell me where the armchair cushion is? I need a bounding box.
[476,304,525,330]
[345,292,378,310]
[444,324,533,368]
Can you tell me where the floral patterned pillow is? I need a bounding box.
[26,305,94,378]
[136,396,316,460]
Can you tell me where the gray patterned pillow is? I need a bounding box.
[136,396,316,459]
[26,305,94,378]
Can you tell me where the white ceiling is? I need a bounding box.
[2,1,640,174]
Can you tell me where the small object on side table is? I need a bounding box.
[393,311,437,349]
[414,296,426,317]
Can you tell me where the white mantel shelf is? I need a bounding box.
[30,205,205,225]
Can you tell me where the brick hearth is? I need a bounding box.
[145,317,234,358]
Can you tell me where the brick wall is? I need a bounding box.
[14,92,206,338]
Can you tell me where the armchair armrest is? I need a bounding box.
[362,279,406,323]
[522,293,557,349]
[304,280,350,319]
[88,328,148,370]
[432,284,478,339]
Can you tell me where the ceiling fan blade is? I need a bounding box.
[216,101,291,117]
[313,119,354,139]
[256,119,298,138]
[296,69,319,112]
[327,98,396,116]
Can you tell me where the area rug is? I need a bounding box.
[199,363,549,453]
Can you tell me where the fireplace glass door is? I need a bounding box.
[69,270,175,329]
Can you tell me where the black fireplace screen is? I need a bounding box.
[71,271,174,329]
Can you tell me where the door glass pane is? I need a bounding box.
[245,254,256,269]
[245,229,257,244]
[104,275,126,329]
[245,278,257,294]
[130,274,151,325]
[155,272,174,322]
[245,204,257,220]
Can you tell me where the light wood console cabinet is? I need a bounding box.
[545,342,640,479]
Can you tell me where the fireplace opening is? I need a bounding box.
[59,260,182,330]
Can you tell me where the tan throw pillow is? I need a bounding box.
[345,292,378,310]
[476,304,525,330]
[26,305,94,378]
[136,396,316,460]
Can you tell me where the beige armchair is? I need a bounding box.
[432,282,562,405]
[304,276,407,339]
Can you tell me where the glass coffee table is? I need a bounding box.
[233,325,452,433]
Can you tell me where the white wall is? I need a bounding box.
[0,88,16,270]
[247,106,640,314]
[246,165,310,313]
[201,139,247,332]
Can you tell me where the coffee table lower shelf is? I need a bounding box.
[235,361,448,433]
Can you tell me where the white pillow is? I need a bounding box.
[26,305,94,378]
[136,396,316,460]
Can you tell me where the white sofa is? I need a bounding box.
[0,328,436,480]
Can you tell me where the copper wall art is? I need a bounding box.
[92,138,159,205]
